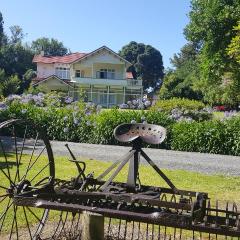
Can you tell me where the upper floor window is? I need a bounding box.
[96,69,115,79]
[55,67,70,79]
[75,70,85,78]
[75,70,81,78]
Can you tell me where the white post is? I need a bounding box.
[124,63,127,79]
[90,85,93,102]
[107,86,110,108]
[123,87,126,103]
[140,87,143,99]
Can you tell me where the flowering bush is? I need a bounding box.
[119,99,151,110]
[150,98,212,122]
[5,92,77,108]
[0,93,239,155]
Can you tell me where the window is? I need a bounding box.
[109,94,116,105]
[75,70,81,78]
[55,67,70,79]
[75,70,85,78]
[99,93,107,105]
[96,69,115,79]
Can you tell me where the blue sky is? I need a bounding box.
[1,0,190,68]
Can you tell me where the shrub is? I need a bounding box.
[91,109,174,147]
[151,98,212,121]
[0,96,239,156]
[171,117,240,155]
[151,98,205,111]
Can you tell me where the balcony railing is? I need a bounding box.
[71,77,142,87]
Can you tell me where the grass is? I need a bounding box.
[1,153,240,235]
[212,111,225,119]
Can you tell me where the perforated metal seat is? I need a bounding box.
[114,123,167,144]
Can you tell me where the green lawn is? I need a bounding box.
[1,153,240,235]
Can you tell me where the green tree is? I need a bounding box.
[0,43,34,76]
[119,41,164,89]
[0,12,7,48]
[159,42,202,100]
[31,37,69,56]
[227,21,240,63]
[21,69,36,92]
[0,69,20,97]
[9,25,25,44]
[0,12,4,47]
[184,0,240,106]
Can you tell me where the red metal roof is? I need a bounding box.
[32,52,87,64]
[126,72,134,79]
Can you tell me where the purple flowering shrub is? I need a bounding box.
[0,93,239,155]
[150,98,213,122]
[119,99,151,110]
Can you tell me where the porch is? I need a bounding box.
[69,86,143,108]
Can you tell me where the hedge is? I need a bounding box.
[151,98,206,112]
[0,102,239,156]
[171,118,240,156]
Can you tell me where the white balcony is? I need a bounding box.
[71,77,142,87]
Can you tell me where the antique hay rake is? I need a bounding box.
[0,119,239,239]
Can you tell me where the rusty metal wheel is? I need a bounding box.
[0,119,55,240]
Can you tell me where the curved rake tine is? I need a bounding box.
[74,212,81,238]
[179,228,182,240]
[9,205,18,240]
[137,222,141,239]
[151,224,154,240]
[51,211,64,238]
[23,206,33,239]
[58,211,69,238]
[107,217,112,237]
[173,227,176,240]
[69,212,76,237]
[158,225,161,240]
[146,223,149,239]
[123,220,127,239]
[117,219,122,240]
[131,221,134,240]
[164,226,167,240]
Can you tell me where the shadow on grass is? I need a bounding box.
[0,152,21,170]
[0,161,18,170]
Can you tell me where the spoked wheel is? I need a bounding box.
[0,119,55,240]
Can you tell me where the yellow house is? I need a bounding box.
[32,46,143,108]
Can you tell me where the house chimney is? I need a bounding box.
[40,50,45,56]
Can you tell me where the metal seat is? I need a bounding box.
[114,123,167,145]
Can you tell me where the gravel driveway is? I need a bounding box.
[51,140,240,176]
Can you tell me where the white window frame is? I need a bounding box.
[96,69,115,79]
[55,67,70,79]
